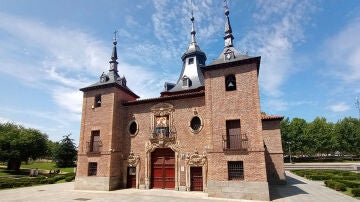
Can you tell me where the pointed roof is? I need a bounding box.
[80,34,139,98]
[162,12,206,95]
[224,8,234,48]
[181,12,206,61]
[208,3,257,66]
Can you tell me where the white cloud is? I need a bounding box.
[328,102,351,113]
[0,11,168,140]
[151,0,223,61]
[324,17,360,83]
[239,0,316,97]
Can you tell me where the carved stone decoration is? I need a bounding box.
[185,148,208,192]
[186,148,207,166]
[125,151,141,189]
[149,102,177,146]
[127,151,140,167]
[150,103,174,112]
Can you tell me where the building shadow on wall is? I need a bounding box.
[269,174,307,201]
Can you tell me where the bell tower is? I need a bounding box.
[75,33,139,191]
[202,3,270,200]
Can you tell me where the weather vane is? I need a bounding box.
[224,0,229,10]
[113,30,118,42]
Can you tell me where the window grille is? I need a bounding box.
[88,162,98,176]
[228,161,244,180]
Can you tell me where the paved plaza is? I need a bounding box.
[0,171,358,202]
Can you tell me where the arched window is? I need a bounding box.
[182,76,192,88]
[225,74,236,91]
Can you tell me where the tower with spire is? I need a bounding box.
[76,32,139,191]
[161,11,206,96]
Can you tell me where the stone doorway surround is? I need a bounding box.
[144,141,180,190]
[126,151,140,188]
[185,148,207,192]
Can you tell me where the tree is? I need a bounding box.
[307,117,336,156]
[334,117,360,156]
[0,123,48,170]
[54,134,77,167]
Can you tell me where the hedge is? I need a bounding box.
[0,174,69,189]
[336,180,360,188]
[352,188,360,197]
[324,180,346,191]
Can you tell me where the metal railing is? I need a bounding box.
[222,133,248,151]
[86,141,102,153]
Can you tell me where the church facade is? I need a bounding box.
[75,6,285,201]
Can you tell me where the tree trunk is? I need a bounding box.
[7,159,21,170]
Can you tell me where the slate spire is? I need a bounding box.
[109,30,118,72]
[224,2,234,48]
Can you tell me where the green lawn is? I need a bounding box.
[291,169,360,199]
[20,162,75,173]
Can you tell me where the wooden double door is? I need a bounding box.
[151,148,175,189]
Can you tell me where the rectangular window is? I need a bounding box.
[228,161,244,180]
[94,95,101,107]
[182,78,189,87]
[226,120,241,149]
[88,162,98,176]
[90,130,101,152]
[188,57,194,64]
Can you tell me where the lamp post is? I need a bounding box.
[286,141,293,164]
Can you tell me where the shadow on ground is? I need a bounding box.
[270,174,308,201]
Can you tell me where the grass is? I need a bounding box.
[20,162,75,173]
[292,169,360,200]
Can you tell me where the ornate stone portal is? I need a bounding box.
[185,148,207,191]
[126,151,140,188]
[144,103,181,189]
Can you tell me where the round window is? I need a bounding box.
[190,116,202,133]
[129,121,138,135]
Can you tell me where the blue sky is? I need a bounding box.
[1,0,360,143]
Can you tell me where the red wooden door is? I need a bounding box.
[127,167,136,188]
[151,148,175,189]
[190,167,203,191]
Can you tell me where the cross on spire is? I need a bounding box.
[113,30,118,44]
[224,0,229,10]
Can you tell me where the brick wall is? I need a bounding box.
[76,86,137,189]
[262,119,286,184]
[203,61,267,182]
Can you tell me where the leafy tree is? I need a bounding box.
[307,117,335,156]
[334,117,360,156]
[46,140,60,160]
[0,123,48,170]
[54,134,77,167]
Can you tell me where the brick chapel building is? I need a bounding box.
[75,5,285,201]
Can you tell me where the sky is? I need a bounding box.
[1,0,360,144]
